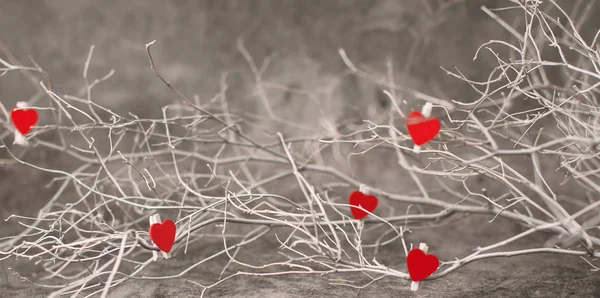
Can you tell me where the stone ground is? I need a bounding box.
[1,1,599,297]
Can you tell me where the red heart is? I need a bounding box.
[406,248,439,281]
[348,190,378,220]
[406,111,440,146]
[10,107,38,135]
[148,219,176,253]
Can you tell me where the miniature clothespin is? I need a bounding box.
[149,214,172,260]
[349,185,378,220]
[12,101,31,146]
[413,102,433,154]
[359,184,369,194]
[410,242,429,291]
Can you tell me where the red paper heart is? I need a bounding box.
[148,219,176,253]
[406,248,439,281]
[348,190,378,220]
[406,111,440,146]
[10,107,38,135]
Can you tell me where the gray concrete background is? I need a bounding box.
[1,1,599,297]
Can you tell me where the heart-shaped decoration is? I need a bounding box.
[406,111,440,146]
[406,248,439,281]
[10,107,38,135]
[149,219,176,253]
[348,190,378,220]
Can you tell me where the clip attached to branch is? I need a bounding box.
[11,101,36,146]
[410,242,429,291]
[405,241,439,291]
[349,185,378,220]
[149,214,173,261]
[412,103,433,154]
[359,184,369,194]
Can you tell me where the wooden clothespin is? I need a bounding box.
[359,184,369,194]
[13,101,30,146]
[413,102,433,154]
[149,214,172,261]
[410,242,428,291]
